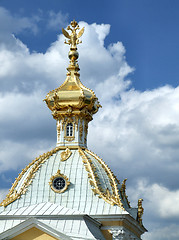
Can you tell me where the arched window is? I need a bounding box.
[66,123,73,136]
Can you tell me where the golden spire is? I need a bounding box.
[44,20,101,123]
[62,20,84,76]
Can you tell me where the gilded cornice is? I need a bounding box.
[0,146,62,207]
[79,148,124,209]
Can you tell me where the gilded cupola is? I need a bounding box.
[44,20,101,148]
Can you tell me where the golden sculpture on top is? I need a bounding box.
[44,20,101,122]
[62,20,84,49]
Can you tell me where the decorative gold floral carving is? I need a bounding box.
[61,147,72,161]
[120,178,131,208]
[57,122,61,139]
[79,148,124,209]
[85,149,124,208]
[84,120,88,145]
[0,146,62,207]
[74,116,79,130]
[49,170,70,193]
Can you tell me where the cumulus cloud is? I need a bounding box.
[128,180,179,240]
[88,85,179,191]
[144,224,179,240]
[129,180,179,218]
[0,10,178,239]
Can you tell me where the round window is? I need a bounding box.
[53,177,66,190]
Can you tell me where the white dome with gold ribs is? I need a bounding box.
[0,147,131,215]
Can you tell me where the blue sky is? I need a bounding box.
[0,1,179,239]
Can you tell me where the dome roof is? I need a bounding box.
[0,147,132,216]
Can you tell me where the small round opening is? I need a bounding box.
[53,177,66,190]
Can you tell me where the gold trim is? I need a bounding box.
[79,148,124,209]
[120,179,131,208]
[61,147,72,161]
[79,120,83,141]
[84,120,88,145]
[49,170,70,193]
[57,122,61,139]
[85,149,124,208]
[0,146,62,207]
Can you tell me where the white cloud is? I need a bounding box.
[47,11,68,30]
[0,7,38,36]
[129,180,179,219]
[143,224,179,240]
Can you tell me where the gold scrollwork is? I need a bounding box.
[84,120,88,144]
[79,148,124,209]
[49,170,70,193]
[57,122,61,138]
[79,120,83,141]
[0,146,61,207]
[61,147,72,161]
[85,149,124,208]
[120,178,131,208]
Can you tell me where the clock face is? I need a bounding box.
[53,177,66,190]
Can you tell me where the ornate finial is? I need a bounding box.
[62,20,84,50]
[137,198,144,225]
[62,20,84,74]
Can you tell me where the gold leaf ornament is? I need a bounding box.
[61,147,72,161]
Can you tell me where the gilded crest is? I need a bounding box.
[61,147,72,161]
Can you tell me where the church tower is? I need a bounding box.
[0,20,147,240]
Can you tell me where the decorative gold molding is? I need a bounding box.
[61,147,72,161]
[84,120,88,145]
[79,148,124,209]
[79,120,83,141]
[0,146,62,207]
[120,178,131,208]
[85,149,124,208]
[49,170,70,193]
[57,122,61,139]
